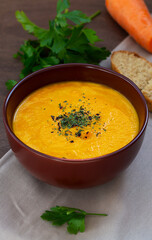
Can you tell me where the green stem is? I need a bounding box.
[89,10,101,20]
[76,10,101,28]
[86,213,108,216]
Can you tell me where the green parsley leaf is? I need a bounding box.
[39,30,53,47]
[15,10,48,38]
[57,0,70,14]
[5,80,18,90]
[41,205,108,234]
[51,29,67,54]
[66,25,87,51]
[32,65,42,72]
[40,56,60,67]
[83,28,101,44]
[55,15,68,28]
[67,216,85,234]
[64,10,91,24]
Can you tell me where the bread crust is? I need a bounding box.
[111,50,152,112]
[142,90,152,112]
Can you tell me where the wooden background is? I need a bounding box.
[1,0,152,158]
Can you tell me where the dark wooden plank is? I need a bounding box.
[0,0,152,158]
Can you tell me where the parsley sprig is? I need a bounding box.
[6,0,110,90]
[41,205,107,234]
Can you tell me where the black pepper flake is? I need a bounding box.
[58,122,61,131]
[94,115,100,120]
[75,130,82,137]
[84,136,87,139]
[59,103,63,109]
[70,140,74,143]
[56,116,62,120]
[51,131,54,133]
[80,106,84,111]
[51,115,55,121]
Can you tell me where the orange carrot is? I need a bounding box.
[105,0,152,53]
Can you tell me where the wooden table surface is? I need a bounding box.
[1,0,152,158]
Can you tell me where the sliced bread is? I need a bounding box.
[111,50,152,112]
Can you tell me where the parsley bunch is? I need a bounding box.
[41,205,107,234]
[6,0,110,90]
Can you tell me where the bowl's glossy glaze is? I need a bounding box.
[3,64,149,188]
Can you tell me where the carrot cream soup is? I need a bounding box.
[13,81,139,159]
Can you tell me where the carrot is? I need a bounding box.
[105,0,152,53]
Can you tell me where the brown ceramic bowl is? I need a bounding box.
[3,64,148,188]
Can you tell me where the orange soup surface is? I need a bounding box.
[13,81,139,159]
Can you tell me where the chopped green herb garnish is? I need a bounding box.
[59,103,63,109]
[50,98,103,141]
[59,106,94,129]
[96,132,101,136]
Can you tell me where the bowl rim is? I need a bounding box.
[3,63,149,163]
